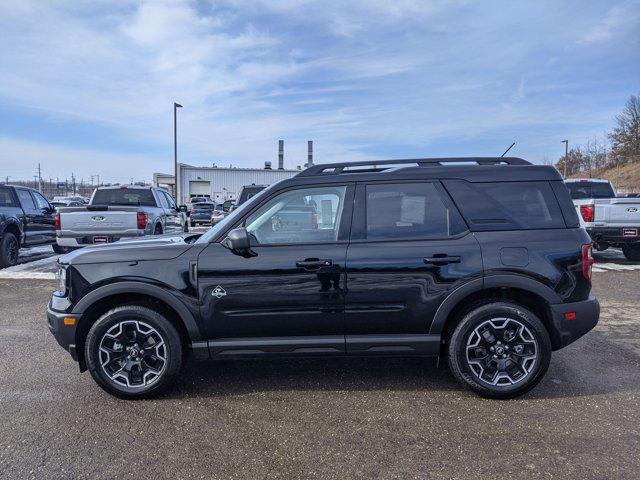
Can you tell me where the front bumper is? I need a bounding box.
[47,296,81,361]
[549,296,600,350]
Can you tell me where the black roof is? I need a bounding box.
[290,157,562,184]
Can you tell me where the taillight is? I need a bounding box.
[137,212,147,230]
[54,213,61,230]
[580,204,595,223]
[582,243,594,283]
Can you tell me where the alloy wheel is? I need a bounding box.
[98,320,168,389]
[465,317,538,386]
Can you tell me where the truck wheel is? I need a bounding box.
[85,305,183,399]
[53,244,71,254]
[448,301,551,399]
[622,244,640,261]
[0,232,19,268]
[153,225,162,236]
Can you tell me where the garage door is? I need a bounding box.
[189,181,211,198]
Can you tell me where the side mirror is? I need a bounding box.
[224,227,251,251]
[179,205,188,212]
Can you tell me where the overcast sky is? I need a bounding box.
[1,0,639,184]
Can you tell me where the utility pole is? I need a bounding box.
[561,140,569,178]
[71,173,76,195]
[37,163,43,193]
[174,102,183,203]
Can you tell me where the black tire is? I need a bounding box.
[0,232,19,268]
[85,305,183,399]
[153,225,163,236]
[190,220,196,228]
[448,301,551,399]
[183,222,189,233]
[622,244,640,261]
[52,244,71,254]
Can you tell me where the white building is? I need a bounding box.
[154,163,300,205]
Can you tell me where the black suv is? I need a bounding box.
[47,158,600,399]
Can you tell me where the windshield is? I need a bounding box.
[566,182,615,199]
[92,188,156,206]
[195,182,280,244]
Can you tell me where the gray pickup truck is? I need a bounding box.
[56,186,188,248]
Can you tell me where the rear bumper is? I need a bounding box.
[549,296,600,350]
[587,227,639,245]
[57,230,145,246]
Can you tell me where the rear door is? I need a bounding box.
[344,181,482,355]
[15,188,39,245]
[31,191,56,243]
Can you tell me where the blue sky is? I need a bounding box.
[1,0,639,184]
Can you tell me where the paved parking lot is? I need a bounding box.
[1,262,639,478]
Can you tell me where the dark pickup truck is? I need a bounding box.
[0,185,64,267]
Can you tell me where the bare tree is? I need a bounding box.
[609,93,640,165]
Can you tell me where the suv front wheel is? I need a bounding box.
[448,301,551,399]
[85,305,183,399]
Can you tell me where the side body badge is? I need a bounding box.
[212,285,227,298]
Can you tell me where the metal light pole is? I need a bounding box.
[561,139,568,178]
[174,102,183,203]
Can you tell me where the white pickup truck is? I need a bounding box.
[56,186,188,248]
[565,178,640,260]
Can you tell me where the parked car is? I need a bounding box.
[47,157,599,400]
[189,202,220,226]
[1,185,67,266]
[566,178,640,260]
[55,186,188,248]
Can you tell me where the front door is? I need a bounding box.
[345,181,483,354]
[30,191,56,244]
[197,183,353,356]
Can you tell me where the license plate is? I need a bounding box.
[623,228,638,238]
[92,235,110,244]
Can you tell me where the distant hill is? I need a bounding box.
[567,161,640,195]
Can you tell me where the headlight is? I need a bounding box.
[56,265,68,295]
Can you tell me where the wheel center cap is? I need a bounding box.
[495,345,505,355]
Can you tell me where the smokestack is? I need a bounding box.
[307,140,313,167]
[264,161,272,170]
[278,140,284,170]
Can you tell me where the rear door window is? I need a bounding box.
[364,182,467,240]
[444,180,565,230]
[16,189,36,210]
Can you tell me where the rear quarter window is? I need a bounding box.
[443,180,565,231]
[0,187,16,207]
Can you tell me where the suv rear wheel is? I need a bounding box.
[448,301,551,399]
[85,305,183,399]
[622,244,640,261]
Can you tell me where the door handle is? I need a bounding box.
[296,258,333,270]
[423,255,461,265]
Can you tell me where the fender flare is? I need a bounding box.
[72,281,202,341]
[0,218,24,242]
[428,274,562,335]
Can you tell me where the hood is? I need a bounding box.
[59,232,203,265]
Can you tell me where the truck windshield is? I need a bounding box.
[92,189,156,206]
[566,182,615,199]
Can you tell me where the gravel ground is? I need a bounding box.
[0,271,638,479]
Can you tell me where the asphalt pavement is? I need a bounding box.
[0,266,639,479]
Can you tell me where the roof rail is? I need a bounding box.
[298,157,531,176]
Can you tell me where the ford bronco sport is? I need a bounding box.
[47,158,600,399]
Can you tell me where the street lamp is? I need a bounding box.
[174,102,183,203]
[561,139,568,178]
